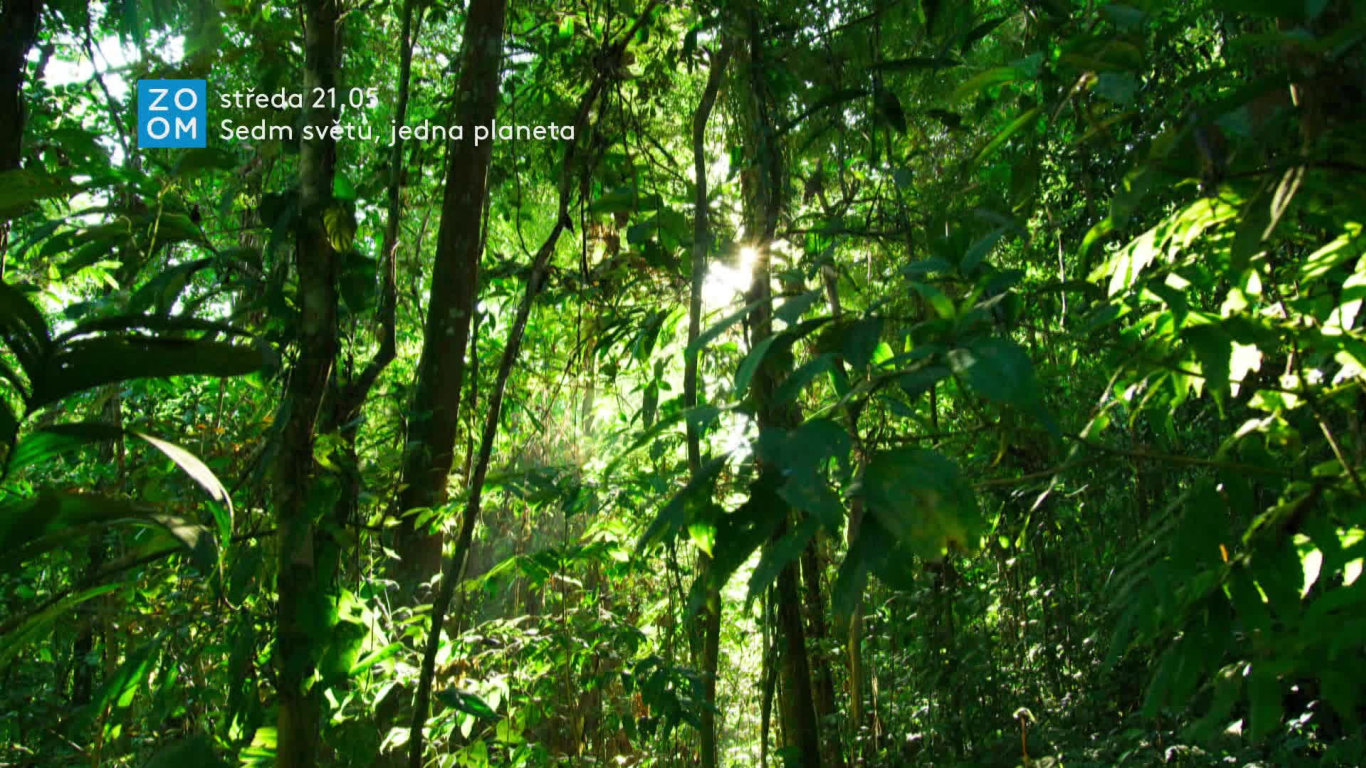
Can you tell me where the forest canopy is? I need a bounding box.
[1,0,1364,766]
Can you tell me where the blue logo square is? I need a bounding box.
[138,79,207,148]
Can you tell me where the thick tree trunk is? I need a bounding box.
[687,40,730,768]
[392,0,507,591]
[273,0,341,765]
[738,10,822,765]
[0,0,42,267]
[0,0,41,172]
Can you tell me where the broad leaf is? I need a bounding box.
[862,448,981,559]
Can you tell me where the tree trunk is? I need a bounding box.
[405,8,659,764]
[0,0,41,172]
[687,39,730,768]
[801,542,842,768]
[0,0,43,267]
[392,0,507,591]
[822,265,867,764]
[738,9,822,765]
[273,0,341,764]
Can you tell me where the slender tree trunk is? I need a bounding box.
[822,265,867,763]
[687,39,731,768]
[273,0,341,764]
[392,0,507,591]
[801,542,842,768]
[845,497,867,760]
[324,0,416,551]
[760,593,776,768]
[405,8,660,765]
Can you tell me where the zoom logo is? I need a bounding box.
[137,80,207,148]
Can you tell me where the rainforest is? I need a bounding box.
[1,0,1364,766]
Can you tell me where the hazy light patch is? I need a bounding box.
[43,34,134,99]
[717,411,756,466]
[701,245,756,310]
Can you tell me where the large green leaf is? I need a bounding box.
[746,515,819,604]
[0,170,76,219]
[862,448,981,559]
[0,582,121,668]
[0,281,52,377]
[30,337,264,407]
[127,258,214,315]
[7,423,234,538]
[0,491,211,575]
[437,688,499,719]
[947,337,1056,433]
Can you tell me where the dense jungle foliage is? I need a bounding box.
[1,0,1365,765]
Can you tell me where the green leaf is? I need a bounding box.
[909,282,955,320]
[951,66,1017,102]
[774,354,834,404]
[0,583,121,668]
[1183,323,1232,398]
[7,422,125,474]
[947,337,1055,432]
[1299,223,1363,283]
[685,298,764,359]
[961,17,1006,52]
[143,735,226,768]
[746,516,818,604]
[0,280,52,376]
[708,479,787,587]
[1247,664,1282,740]
[0,491,211,575]
[976,108,1040,163]
[0,170,76,219]
[30,337,264,408]
[324,205,356,251]
[734,335,779,398]
[8,423,232,539]
[128,258,213,315]
[332,172,358,202]
[774,290,821,325]
[348,642,403,676]
[588,187,639,214]
[136,432,234,541]
[637,456,726,552]
[172,148,238,178]
[777,474,843,530]
[81,635,166,722]
[862,448,981,559]
[962,228,1006,272]
[437,688,499,719]
[842,318,883,369]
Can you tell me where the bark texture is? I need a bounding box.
[273,0,341,764]
[393,0,507,590]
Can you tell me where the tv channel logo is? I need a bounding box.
[137,79,207,148]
